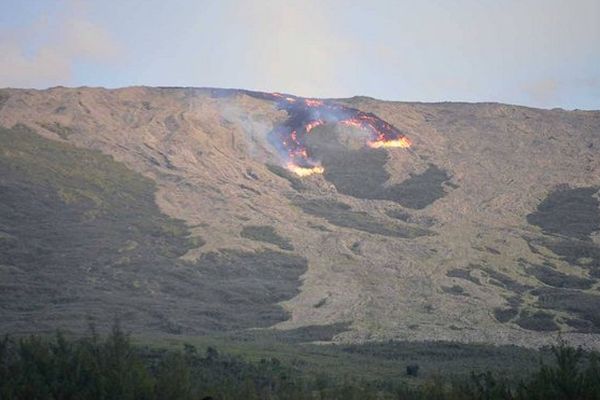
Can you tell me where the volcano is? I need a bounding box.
[245,91,411,175]
[0,86,599,349]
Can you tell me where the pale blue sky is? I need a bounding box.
[1,0,599,109]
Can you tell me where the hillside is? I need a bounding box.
[0,86,599,348]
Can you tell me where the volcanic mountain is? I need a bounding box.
[1,86,599,348]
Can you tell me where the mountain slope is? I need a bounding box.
[0,87,599,347]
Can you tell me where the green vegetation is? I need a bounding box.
[36,121,75,140]
[493,308,519,323]
[0,125,306,335]
[441,284,467,296]
[525,263,594,290]
[481,267,532,294]
[266,163,306,191]
[532,288,600,333]
[544,238,600,278]
[385,208,413,222]
[527,185,600,240]
[305,128,452,209]
[385,208,437,227]
[515,310,559,332]
[188,249,307,330]
[2,327,600,399]
[130,336,546,388]
[294,198,431,238]
[241,225,294,251]
[385,165,452,209]
[446,268,481,285]
[0,91,8,110]
[526,185,600,278]
[219,322,351,345]
[318,146,391,200]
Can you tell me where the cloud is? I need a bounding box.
[523,79,560,106]
[521,75,600,109]
[195,0,598,106]
[1,0,597,108]
[222,0,356,97]
[0,1,121,88]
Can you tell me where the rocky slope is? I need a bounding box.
[1,86,599,348]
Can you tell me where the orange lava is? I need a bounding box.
[342,119,412,149]
[287,163,325,177]
[367,137,412,149]
[304,98,323,107]
[271,92,296,102]
[258,92,411,178]
[340,119,363,129]
[305,119,325,133]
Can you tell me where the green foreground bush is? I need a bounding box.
[1,326,600,399]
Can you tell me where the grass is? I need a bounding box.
[446,268,481,285]
[385,165,452,209]
[526,185,600,240]
[266,163,306,191]
[241,225,294,250]
[532,287,600,332]
[515,310,559,332]
[525,263,594,290]
[36,121,74,140]
[526,185,600,277]
[493,308,519,323]
[305,128,453,209]
[481,267,532,294]
[0,91,8,110]
[441,285,468,296]
[0,125,307,335]
[133,332,552,384]
[6,327,597,400]
[293,198,432,238]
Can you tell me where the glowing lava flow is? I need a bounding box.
[287,163,325,177]
[367,135,411,149]
[305,119,325,133]
[247,92,411,176]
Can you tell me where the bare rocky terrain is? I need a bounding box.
[1,86,599,348]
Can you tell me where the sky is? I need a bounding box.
[1,0,599,110]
